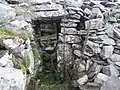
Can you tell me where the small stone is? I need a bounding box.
[109,64,119,77]
[45,46,54,51]
[93,4,106,12]
[102,66,111,76]
[86,40,101,54]
[72,44,82,50]
[64,35,81,43]
[69,14,81,19]
[74,50,82,57]
[60,22,77,28]
[115,62,120,67]
[94,73,108,85]
[105,23,114,38]
[97,27,106,31]
[110,54,120,62]
[68,10,76,15]
[97,31,106,35]
[61,19,80,23]
[100,45,114,59]
[84,8,92,15]
[77,30,87,35]
[61,28,77,34]
[77,75,88,86]
[108,17,117,23]
[101,76,120,90]
[75,58,86,72]
[113,25,120,39]
[98,35,115,45]
[92,7,103,18]
[86,60,93,71]
[85,18,104,30]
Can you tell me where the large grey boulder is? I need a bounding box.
[101,76,120,90]
[0,67,26,90]
[0,3,16,21]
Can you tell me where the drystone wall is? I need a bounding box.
[1,0,120,90]
[31,0,120,89]
[57,0,120,90]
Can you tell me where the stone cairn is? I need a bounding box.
[31,0,120,89]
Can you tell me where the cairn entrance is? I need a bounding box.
[32,19,61,83]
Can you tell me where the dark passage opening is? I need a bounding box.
[31,20,80,90]
[33,20,62,84]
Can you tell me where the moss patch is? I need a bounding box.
[0,28,29,39]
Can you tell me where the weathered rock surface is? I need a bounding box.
[94,73,108,85]
[100,45,114,59]
[0,3,16,21]
[77,75,88,86]
[0,52,13,67]
[101,76,120,90]
[109,64,119,77]
[1,0,120,89]
[85,18,104,29]
[0,67,26,90]
[110,54,120,62]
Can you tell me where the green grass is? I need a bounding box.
[32,46,41,61]
[11,55,30,76]
[0,28,29,39]
[0,50,7,55]
[12,57,26,75]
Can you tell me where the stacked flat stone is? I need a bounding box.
[57,0,120,89]
[57,4,83,69]
[31,0,68,20]
[31,0,120,89]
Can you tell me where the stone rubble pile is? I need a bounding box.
[31,0,120,89]
[56,0,120,89]
[0,0,39,90]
